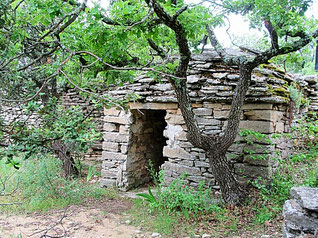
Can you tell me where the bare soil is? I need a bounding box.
[0,198,150,238]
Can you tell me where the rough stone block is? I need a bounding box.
[243,144,275,154]
[179,159,194,167]
[100,178,116,187]
[243,110,284,122]
[163,147,194,160]
[242,103,273,110]
[274,122,285,133]
[102,160,117,168]
[237,121,274,134]
[104,107,121,116]
[102,142,119,152]
[290,187,318,212]
[203,102,222,109]
[103,123,117,132]
[194,161,210,168]
[243,154,269,166]
[101,169,118,179]
[192,103,203,108]
[165,114,185,124]
[234,163,268,178]
[228,143,243,153]
[102,151,127,161]
[104,115,130,125]
[283,199,318,233]
[121,144,128,154]
[128,102,178,110]
[119,125,130,135]
[193,108,213,116]
[162,161,201,175]
[103,132,130,143]
[213,110,230,119]
[197,117,221,126]
[175,130,187,141]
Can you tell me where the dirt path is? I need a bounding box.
[0,199,151,238]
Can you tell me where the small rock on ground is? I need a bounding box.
[152,232,162,237]
[202,234,211,238]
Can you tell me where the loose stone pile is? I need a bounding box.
[283,187,318,238]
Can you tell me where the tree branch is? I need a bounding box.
[264,19,279,50]
[147,39,167,59]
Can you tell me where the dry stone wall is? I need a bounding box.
[100,50,318,190]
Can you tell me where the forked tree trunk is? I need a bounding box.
[147,0,251,204]
[207,149,246,204]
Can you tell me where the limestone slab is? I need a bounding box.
[102,151,128,161]
[128,102,178,110]
[283,199,318,233]
[290,187,318,212]
[102,142,119,152]
[104,115,130,125]
[103,132,130,143]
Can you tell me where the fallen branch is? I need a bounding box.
[30,205,69,238]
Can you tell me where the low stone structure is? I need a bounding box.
[99,50,318,190]
[283,187,318,238]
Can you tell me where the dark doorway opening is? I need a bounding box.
[126,109,167,188]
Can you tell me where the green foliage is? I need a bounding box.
[288,84,309,110]
[238,118,318,224]
[136,186,158,205]
[239,128,273,145]
[0,155,113,212]
[138,170,217,216]
[1,99,101,168]
[86,165,96,182]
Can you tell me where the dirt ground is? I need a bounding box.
[0,199,150,238]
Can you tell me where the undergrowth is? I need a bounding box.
[0,155,116,213]
[133,114,318,236]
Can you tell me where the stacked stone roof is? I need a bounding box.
[109,49,318,110]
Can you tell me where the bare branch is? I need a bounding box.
[60,70,125,111]
[74,50,185,79]
[264,19,279,50]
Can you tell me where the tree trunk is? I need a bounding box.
[52,141,79,178]
[62,153,79,179]
[207,149,246,205]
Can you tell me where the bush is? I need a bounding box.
[138,167,219,218]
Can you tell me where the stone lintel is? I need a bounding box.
[128,102,178,110]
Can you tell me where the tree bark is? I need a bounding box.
[52,141,79,178]
[207,149,246,204]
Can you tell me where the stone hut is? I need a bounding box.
[99,50,318,190]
